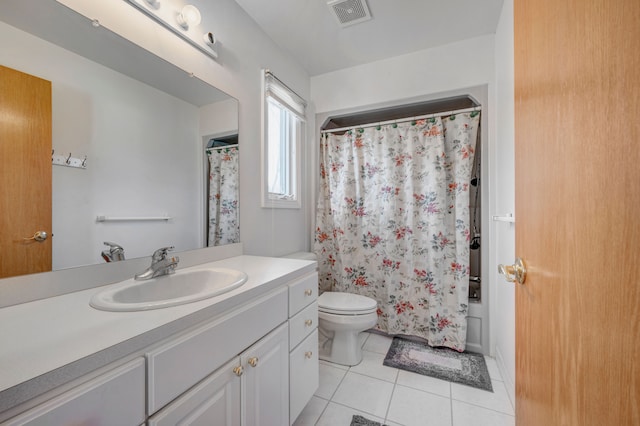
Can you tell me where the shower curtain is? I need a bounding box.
[314,112,480,351]
[207,147,240,246]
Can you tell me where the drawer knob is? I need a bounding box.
[248,357,259,367]
[304,351,313,359]
[304,289,313,296]
[233,366,243,376]
[305,319,313,327]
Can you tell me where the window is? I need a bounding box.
[262,70,306,208]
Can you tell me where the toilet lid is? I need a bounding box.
[318,292,377,314]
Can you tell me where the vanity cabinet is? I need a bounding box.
[287,273,319,424]
[148,272,319,425]
[146,287,288,414]
[149,323,289,426]
[4,358,145,426]
[0,263,319,426]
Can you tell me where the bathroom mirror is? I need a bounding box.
[0,0,239,278]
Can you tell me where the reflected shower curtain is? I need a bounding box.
[207,147,239,246]
[314,112,480,351]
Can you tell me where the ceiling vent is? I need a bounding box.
[327,0,372,28]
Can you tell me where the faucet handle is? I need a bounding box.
[152,246,174,261]
[104,241,123,251]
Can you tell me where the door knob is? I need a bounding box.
[498,258,527,285]
[248,357,259,367]
[233,366,243,376]
[24,231,48,242]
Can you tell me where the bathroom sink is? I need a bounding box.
[90,267,248,312]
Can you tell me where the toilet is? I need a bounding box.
[317,291,378,366]
[281,252,379,366]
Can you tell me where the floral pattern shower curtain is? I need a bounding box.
[314,112,480,351]
[207,147,240,246]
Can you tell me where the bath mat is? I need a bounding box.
[350,415,387,426]
[383,337,493,392]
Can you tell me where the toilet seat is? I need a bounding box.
[318,292,377,315]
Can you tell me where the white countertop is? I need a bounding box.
[0,255,315,412]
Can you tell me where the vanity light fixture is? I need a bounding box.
[125,0,218,60]
[176,5,201,30]
[144,0,161,9]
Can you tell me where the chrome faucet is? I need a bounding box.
[102,241,125,262]
[134,246,179,280]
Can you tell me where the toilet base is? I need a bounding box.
[318,322,376,366]
[319,328,368,366]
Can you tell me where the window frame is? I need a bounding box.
[261,70,305,209]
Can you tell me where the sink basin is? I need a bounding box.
[90,267,248,312]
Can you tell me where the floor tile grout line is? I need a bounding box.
[345,368,398,385]
[325,399,385,422]
[450,397,515,417]
[450,386,455,426]
[383,370,399,425]
[325,362,398,424]
[327,364,351,401]
[312,396,330,426]
[392,381,452,400]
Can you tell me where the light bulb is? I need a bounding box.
[177,5,201,29]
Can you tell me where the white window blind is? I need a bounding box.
[264,70,306,120]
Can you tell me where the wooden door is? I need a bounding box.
[514,0,640,424]
[0,65,52,278]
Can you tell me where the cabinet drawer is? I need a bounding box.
[289,330,319,424]
[147,287,288,414]
[6,358,145,426]
[288,272,318,316]
[289,301,317,350]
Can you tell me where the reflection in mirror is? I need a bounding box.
[0,0,239,278]
[205,133,239,246]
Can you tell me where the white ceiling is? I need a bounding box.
[232,0,505,76]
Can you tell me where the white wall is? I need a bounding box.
[312,35,495,114]
[200,98,239,138]
[58,0,312,258]
[492,0,516,406]
[0,22,203,269]
[310,34,496,355]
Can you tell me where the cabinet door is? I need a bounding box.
[241,322,289,426]
[289,329,319,424]
[149,358,241,426]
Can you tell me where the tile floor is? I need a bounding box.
[293,332,515,426]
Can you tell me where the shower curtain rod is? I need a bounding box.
[206,144,239,151]
[320,106,481,135]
